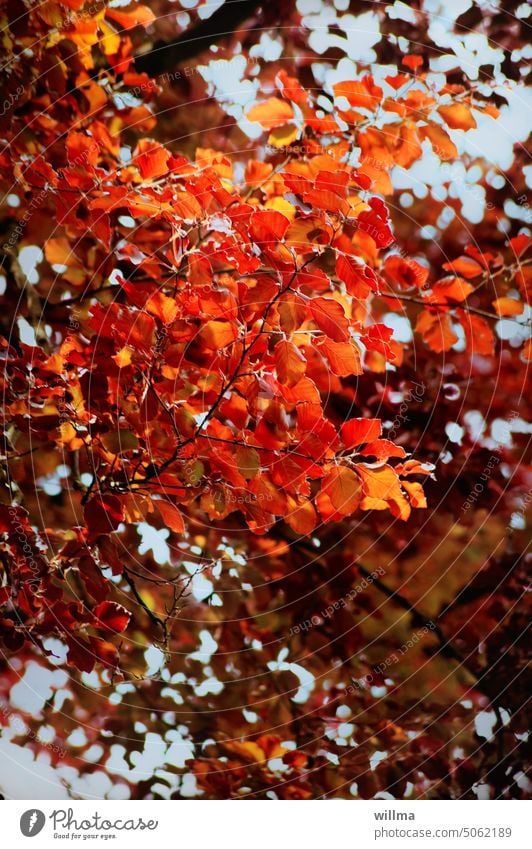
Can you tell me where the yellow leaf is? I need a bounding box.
[268,123,300,148]
[113,347,133,368]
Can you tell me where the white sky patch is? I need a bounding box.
[386,1,417,24]
[382,312,413,343]
[165,730,195,767]
[192,571,214,602]
[267,648,316,703]
[17,317,37,347]
[18,245,43,285]
[10,663,68,714]
[194,676,224,696]
[0,739,70,799]
[144,644,165,676]
[199,56,260,138]
[303,8,381,63]
[197,0,224,20]
[445,422,465,445]
[369,750,388,771]
[190,630,218,664]
[137,522,170,564]
[463,410,487,443]
[249,33,283,61]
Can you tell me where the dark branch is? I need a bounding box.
[134,0,264,76]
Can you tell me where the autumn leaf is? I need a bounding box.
[94,601,131,633]
[437,103,477,131]
[200,320,239,349]
[456,310,494,356]
[442,256,483,279]
[275,340,306,386]
[309,298,350,342]
[341,418,382,448]
[321,466,362,516]
[106,5,155,30]
[156,501,185,533]
[416,309,458,352]
[246,98,295,130]
[357,464,411,520]
[492,298,523,317]
[385,255,429,289]
[84,495,125,534]
[430,277,475,303]
[318,338,362,376]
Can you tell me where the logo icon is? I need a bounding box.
[20,810,46,837]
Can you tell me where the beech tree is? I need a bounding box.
[0,0,530,800]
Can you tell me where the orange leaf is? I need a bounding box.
[156,501,185,534]
[319,338,362,376]
[135,142,170,179]
[321,466,362,516]
[384,255,429,289]
[442,256,483,279]
[416,309,458,352]
[146,291,179,324]
[199,320,238,349]
[106,5,155,30]
[430,276,474,303]
[341,418,382,448]
[401,480,427,509]
[333,76,383,111]
[285,499,317,535]
[357,464,411,520]
[246,98,295,130]
[420,124,458,160]
[437,103,477,131]
[456,310,494,356]
[245,160,273,185]
[275,340,306,386]
[492,297,523,317]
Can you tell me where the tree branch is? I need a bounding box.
[134,0,264,76]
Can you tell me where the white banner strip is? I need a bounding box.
[2,800,531,848]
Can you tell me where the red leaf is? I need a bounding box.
[402,55,423,71]
[336,255,378,298]
[89,637,119,668]
[309,298,350,341]
[136,142,171,179]
[341,418,382,447]
[358,198,394,248]
[94,601,131,633]
[84,495,124,534]
[156,500,186,533]
[384,255,428,289]
[360,439,406,460]
[67,637,95,674]
[250,209,291,245]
